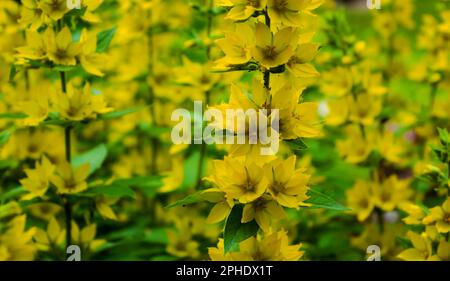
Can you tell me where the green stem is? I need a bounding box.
[196,0,214,188]
[60,70,72,251]
[429,82,438,114]
[147,10,158,175]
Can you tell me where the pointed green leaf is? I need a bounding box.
[224,205,259,254]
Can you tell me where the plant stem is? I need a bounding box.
[146,8,158,175]
[196,0,214,188]
[429,82,438,114]
[60,70,72,250]
[263,9,271,92]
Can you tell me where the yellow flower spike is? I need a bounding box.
[46,26,81,66]
[50,162,90,194]
[252,23,296,69]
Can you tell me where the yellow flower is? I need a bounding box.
[34,217,66,251]
[347,180,374,222]
[206,157,267,204]
[53,83,112,121]
[400,203,424,225]
[167,221,200,259]
[398,231,434,261]
[15,30,47,60]
[71,222,106,252]
[220,0,267,21]
[46,26,81,66]
[19,0,44,30]
[320,67,353,97]
[202,188,234,224]
[20,156,55,199]
[39,0,69,21]
[337,124,373,164]
[210,231,304,261]
[28,202,62,221]
[376,130,407,165]
[20,86,51,127]
[81,0,103,23]
[371,175,411,212]
[435,239,450,261]
[264,156,310,208]
[252,23,296,69]
[96,198,119,221]
[241,195,286,232]
[271,84,321,139]
[422,198,450,233]
[215,23,255,66]
[348,94,382,126]
[50,161,90,194]
[286,42,320,78]
[0,215,37,261]
[79,29,108,76]
[267,0,322,27]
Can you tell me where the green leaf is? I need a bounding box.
[0,127,15,148]
[165,191,204,208]
[0,160,19,170]
[437,128,450,145]
[305,188,350,211]
[114,175,164,197]
[9,65,18,82]
[223,205,259,254]
[144,228,168,244]
[0,187,25,203]
[72,144,108,175]
[286,138,308,151]
[53,65,76,72]
[100,107,143,120]
[82,183,135,199]
[96,27,117,53]
[0,113,27,119]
